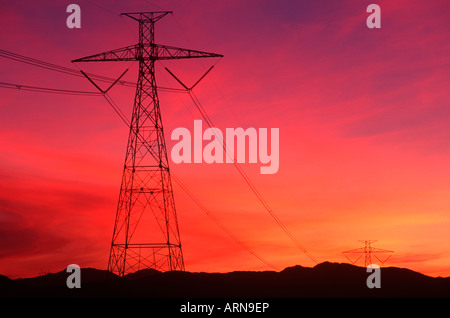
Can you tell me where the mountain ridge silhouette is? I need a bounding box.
[1,262,449,298]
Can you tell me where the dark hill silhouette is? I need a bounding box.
[124,268,160,280]
[1,262,449,298]
[15,267,118,287]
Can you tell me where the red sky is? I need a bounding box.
[0,0,449,279]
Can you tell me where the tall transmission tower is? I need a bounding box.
[73,11,222,276]
[342,240,394,267]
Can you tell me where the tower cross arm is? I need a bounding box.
[342,248,366,254]
[72,43,222,63]
[370,247,394,253]
[154,43,223,60]
[72,44,139,63]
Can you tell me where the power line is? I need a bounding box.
[188,90,318,264]
[99,89,279,271]
[0,49,109,81]
[0,81,102,96]
[172,174,280,271]
[0,49,184,93]
[82,65,277,269]
[156,46,317,264]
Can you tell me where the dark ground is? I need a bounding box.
[1,262,449,298]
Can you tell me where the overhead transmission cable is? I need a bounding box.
[158,14,318,264]
[0,49,184,93]
[0,81,102,96]
[171,173,280,271]
[96,87,279,271]
[162,63,319,265]
[189,89,318,265]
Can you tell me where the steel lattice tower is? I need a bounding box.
[73,11,222,276]
[343,240,394,267]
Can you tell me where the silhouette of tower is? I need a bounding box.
[343,240,393,267]
[73,11,222,276]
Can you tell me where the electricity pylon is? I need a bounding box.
[73,11,222,276]
[343,240,394,267]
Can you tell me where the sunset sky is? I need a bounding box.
[0,0,449,279]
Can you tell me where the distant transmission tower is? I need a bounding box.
[342,240,393,267]
[73,11,222,276]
